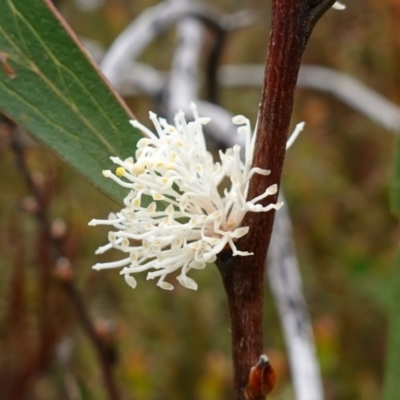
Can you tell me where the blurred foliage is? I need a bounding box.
[383,139,400,400]
[0,0,399,399]
[383,253,400,400]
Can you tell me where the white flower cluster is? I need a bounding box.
[89,105,301,291]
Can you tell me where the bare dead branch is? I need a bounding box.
[101,1,226,88]
[168,0,203,117]
[297,65,400,132]
[100,0,253,90]
[218,64,400,132]
[267,198,325,400]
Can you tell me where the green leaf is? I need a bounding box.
[384,139,400,400]
[0,0,141,203]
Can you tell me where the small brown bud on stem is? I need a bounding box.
[244,355,276,400]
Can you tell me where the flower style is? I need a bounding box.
[332,1,346,10]
[89,104,302,291]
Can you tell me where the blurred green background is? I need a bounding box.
[0,0,399,399]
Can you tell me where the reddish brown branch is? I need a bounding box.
[216,1,336,399]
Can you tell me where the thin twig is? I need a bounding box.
[8,121,121,400]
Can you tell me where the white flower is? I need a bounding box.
[89,104,303,291]
[332,1,346,10]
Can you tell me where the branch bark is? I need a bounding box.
[216,1,336,399]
